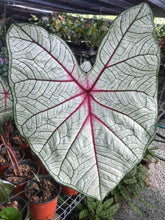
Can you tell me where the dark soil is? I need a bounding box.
[11,131,27,145]
[26,179,58,203]
[0,148,23,165]
[5,164,37,185]
[0,200,20,211]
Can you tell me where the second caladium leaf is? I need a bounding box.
[7,3,159,200]
[0,77,12,128]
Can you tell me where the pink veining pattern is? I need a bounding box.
[0,81,11,110]
[8,3,159,199]
[12,21,153,179]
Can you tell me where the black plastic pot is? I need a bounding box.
[4,160,39,198]
[0,146,25,177]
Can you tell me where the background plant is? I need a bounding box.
[28,13,109,48]
[77,197,119,220]
[0,180,22,220]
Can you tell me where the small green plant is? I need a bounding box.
[110,162,152,216]
[0,179,22,220]
[78,197,119,220]
[143,146,159,162]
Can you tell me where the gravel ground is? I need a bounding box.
[115,127,165,220]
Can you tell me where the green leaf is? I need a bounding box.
[138,199,155,209]
[123,176,137,185]
[102,198,114,210]
[128,186,141,199]
[86,198,97,212]
[0,180,15,203]
[101,204,119,218]
[124,166,137,179]
[0,207,22,220]
[110,189,120,203]
[96,202,103,215]
[79,209,89,219]
[120,186,132,201]
[95,216,101,220]
[127,202,143,216]
[149,146,159,151]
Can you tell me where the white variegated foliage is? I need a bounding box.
[0,77,12,125]
[7,3,159,200]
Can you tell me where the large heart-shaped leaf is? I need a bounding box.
[7,3,160,200]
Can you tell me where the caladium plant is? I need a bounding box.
[7,3,160,200]
[0,76,12,127]
[0,78,22,176]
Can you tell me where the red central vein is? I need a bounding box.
[92,113,138,159]
[87,94,101,195]
[89,17,139,91]
[34,41,85,90]
[91,95,150,136]
[41,94,88,150]
[58,115,89,175]
[16,25,85,91]
[0,89,10,110]
[22,91,86,126]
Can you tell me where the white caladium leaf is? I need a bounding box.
[7,3,160,200]
[0,77,12,112]
[0,77,12,126]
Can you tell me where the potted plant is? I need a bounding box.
[11,129,31,158]
[4,159,39,198]
[0,179,28,220]
[0,76,25,178]
[25,175,61,220]
[0,143,25,177]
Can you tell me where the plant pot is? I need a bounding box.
[16,143,31,158]
[25,175,61,220]
[11,133,31,158]
[4,160,39,198]
[0,147,25,177]
[0,196,29,220]
[61,185,78,196]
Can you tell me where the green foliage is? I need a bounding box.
[0,47,8,83]
[0,207,22,220]
[110,160,151,216]
[144,146,159,162]
[28,13,109,48]
[0,179,15,203]
[127,202,143,216]
[0,14,11,42]
[78,197,119,220]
